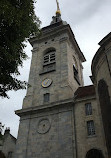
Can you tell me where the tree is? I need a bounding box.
[0,0,40,98]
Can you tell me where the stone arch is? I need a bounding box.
[0,151,6,158]
[43,47,56,55]
[86,149,104,158]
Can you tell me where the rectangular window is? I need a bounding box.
[85,103,92,115]
[87,120,95,136]
[44,93,50,102]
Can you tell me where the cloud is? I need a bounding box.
[61,0,110,25]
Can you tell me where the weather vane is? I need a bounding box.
[56,0,61,15]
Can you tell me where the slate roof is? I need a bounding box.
[74,85,95,99]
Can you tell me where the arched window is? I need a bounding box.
[73,55,78,70]
[8,151,13,158]
[72,55,80,85]
[73,65,80,85]
[43,50,55,65]
[40,48,56,74]
[86,149,104,158]
[0,151,6,158]
[98,79,111,156]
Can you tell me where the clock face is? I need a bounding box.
[42,78,52,88]
[37,118,51,134]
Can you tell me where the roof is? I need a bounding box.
[99,32,111,46]
[74,85,95,99]
[91,32,111,81]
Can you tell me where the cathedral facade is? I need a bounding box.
[12,5,111,158]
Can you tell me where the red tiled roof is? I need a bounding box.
[74,85,95,99]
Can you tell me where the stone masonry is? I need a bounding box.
[14,13,110,158]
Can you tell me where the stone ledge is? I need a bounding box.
[15,98,74,117]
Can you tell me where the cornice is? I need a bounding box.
[15,98,74,117]
[29,24,86,62]
[91,32,111,82]
[75,95,96,103]
[99,32,111,46]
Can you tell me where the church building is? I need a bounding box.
[12,1,111,158]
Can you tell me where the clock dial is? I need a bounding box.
[42,78,52,88]
[37,118,51,134]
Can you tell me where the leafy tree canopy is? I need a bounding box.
[0,0,40,98]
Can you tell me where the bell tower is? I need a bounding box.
[15,1,86,157]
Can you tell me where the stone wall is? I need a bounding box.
[15,101,77,158]
[91,33,111,157]
[75,96,108,158]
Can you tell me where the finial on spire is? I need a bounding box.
[50,0,62,24]
[56,0,61,15]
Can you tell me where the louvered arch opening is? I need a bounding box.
[43,48,56,65]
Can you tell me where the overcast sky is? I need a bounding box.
[0,0,111,138]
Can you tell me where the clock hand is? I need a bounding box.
[44,79,49,85]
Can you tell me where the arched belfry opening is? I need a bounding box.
[86,149,104,158]
[0,151,6,158]
[41,47,56,74]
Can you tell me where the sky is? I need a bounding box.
[0,0,111,138]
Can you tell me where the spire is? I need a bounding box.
[56,0,61,15]
[51,0,66,25]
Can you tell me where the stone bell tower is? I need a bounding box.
[15,1,86,157]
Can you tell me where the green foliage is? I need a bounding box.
[0,0,40,98]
